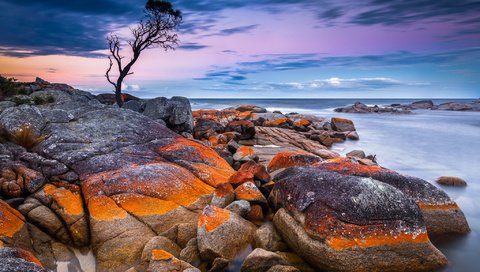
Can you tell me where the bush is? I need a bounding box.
[9,124,45,150]
[0,75,23,100]
[32,95,55,105]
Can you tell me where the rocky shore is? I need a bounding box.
[0,80,470,272]
[335,99,480,114]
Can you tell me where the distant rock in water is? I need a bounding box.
[335,99,480,113]
[436,176,467,187]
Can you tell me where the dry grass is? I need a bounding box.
[10,124,45,150]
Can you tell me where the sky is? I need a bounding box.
[0,0,479,98]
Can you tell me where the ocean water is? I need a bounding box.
[191,98,480,272]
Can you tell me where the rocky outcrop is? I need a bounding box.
[267,152,323,173]
[315,158,470,236]
[0,247,46,272]
[270,167,448,271]
[336,100,480,113]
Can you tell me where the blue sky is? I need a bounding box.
[0,0,479,98]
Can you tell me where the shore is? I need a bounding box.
[0,80,473,272]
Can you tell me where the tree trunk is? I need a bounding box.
[115,84,123,107]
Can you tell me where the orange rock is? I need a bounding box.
[214,183,234,198]
[293,119,311,127]
[88,195,128,221]
[208,134,228,146]
[267,151,322,172]
[246,204,265,223]
[151,249,174,261]
[198,205,231,232]
[43,184,84,216]
[238,111,253,119]
[228,170,254,187]
[237,146,254,157]
[264,118,289,127]
[158,138,235,186]
[239,160,271,183]
[112,193,181,217]
[235,182,267,207]
[0,199,26,238]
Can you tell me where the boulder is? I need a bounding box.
[228,170,254,187]
[436,176,467,187]
[235,182,268,208]
[225,121,256,140]
[141,236,182,262]
[270,167,448,271]
[233,146,257,162]
[197,205,256,261]
[211,183,235,208]
[147,249,200,272]
[316,158,470,236]
[179,238,201,265]
[0,105,45,136]
[266,265,300,272]
[239,160,271,183]
[254,222,287,252]
[194,118,224,140]
[330,117,355,132]
[267,152,322,173]
[240,248,288,272]
[142,96,194,135]
[346,150,366,159]
[409,100,434,109]
[225,200,251,217]
[234,105,267,113]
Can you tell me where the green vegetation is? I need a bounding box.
[32,95,55,105]
[0,75,25,100]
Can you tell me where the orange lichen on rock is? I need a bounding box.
[43,184,84,216]
[264,118,289,127]
[317,157,385,175]
[214,183,234,198]
[87,195,128,221]
[328,231,429,250]
[208,134,228,146]
[0,200,25,238]
[293,119,311,126]
[236,146,254,157]
[151,249,174,261]
[16,248,44,267]
[199,205,231,232]
[83,162,215,208]
[417,202,459,211]
[235,182,267,205]
[267,151,322,172]
[246,204,264,223]
[158,138,235,185]
[112,193,181,217]
[228,170,254,187]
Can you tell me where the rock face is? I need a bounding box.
[315,158,470,236]
[0,247,46,272]
[197,205,256,262]
[270,167,448,271]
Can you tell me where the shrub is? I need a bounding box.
[32,95,55,105]
[0,75,23,100]
[10,124,45,150]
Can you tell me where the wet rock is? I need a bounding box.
[436,176,467,187]
[267,152,322,173]
[147,249,200,272]
[225,121,256,140]
[270,167,448,271]
[197,205,256,261]
[316,158,470,236]
[409,100,434,109]
[241,248,288,272]
[346,131,359,140]
[346,150,366,159]
[254,222,287,252]
[330,117,355,132]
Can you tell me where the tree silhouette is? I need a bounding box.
[106,0,181,106]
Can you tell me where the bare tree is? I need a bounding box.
[106,0,181,106]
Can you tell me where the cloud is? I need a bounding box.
[351,0,480,26]
[177,42,209,50]
[269,77,429,91]
[0,0,141,57]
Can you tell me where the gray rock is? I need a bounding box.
[0,105,45,135]
[0,101,15,113]
[225,200,251,217]
[142,96,194,135]
[240,248,288,272]
[254,222,287,252]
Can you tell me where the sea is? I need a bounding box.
[191,98,480,272]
